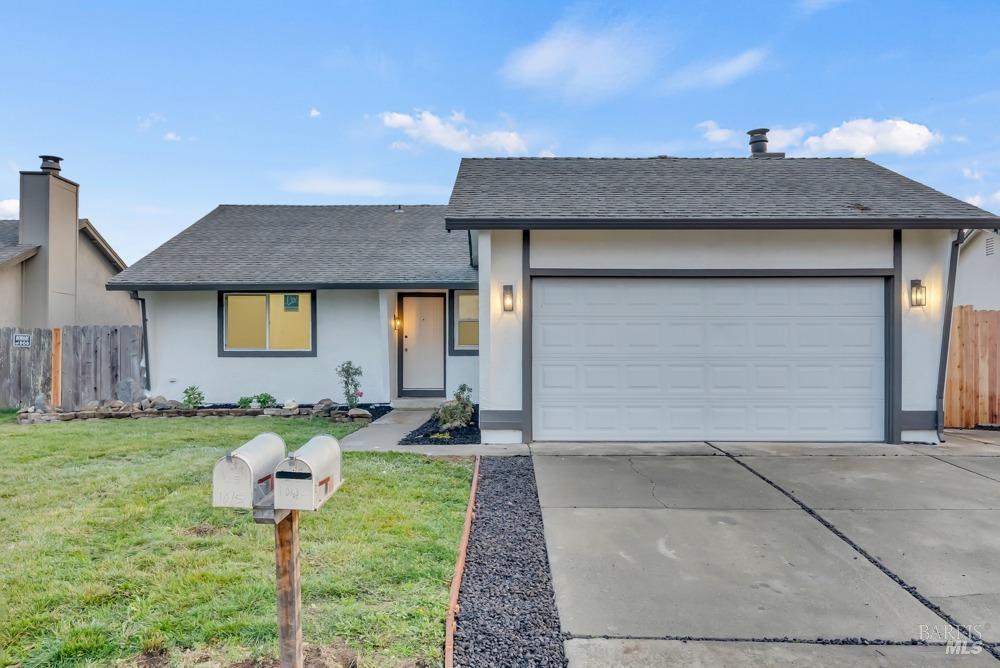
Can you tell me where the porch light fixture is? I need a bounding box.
[392,313,401,331]
[502,284,515,312]
[910,279,927,308]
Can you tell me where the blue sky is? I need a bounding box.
[1,0,998,262]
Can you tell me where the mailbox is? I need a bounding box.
[212,433,287,509]
[273,435,342,511]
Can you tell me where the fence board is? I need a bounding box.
[945,306,1000,428]
[0,325,143,410]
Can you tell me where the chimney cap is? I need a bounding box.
[747,128,770,136]
[39,155,63,173]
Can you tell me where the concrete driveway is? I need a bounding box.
[533,430,1000,666]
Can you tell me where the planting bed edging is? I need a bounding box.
[16,401,391,425]
[452,456,567,667]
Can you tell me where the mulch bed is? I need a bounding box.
[453,456,566,667]
[399,408,480,445]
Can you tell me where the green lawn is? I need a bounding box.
[0,415,473,667]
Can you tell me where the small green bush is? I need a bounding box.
[237,396,252,409]
[336,361,364,409]
[254,393,277,408]
[433,384,474,430]
[181,386,205,409]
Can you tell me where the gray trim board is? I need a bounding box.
[900,410,938,431]
[217,290,318,358]
[522,230,532,442]
[480,409,523,431]
[937,230,963,440]
[529,268,894,278]
[396,292,447,399]
[109,281,478,292]
[447,289,479,357]
[446,217,999,231]
[888,230,903,443]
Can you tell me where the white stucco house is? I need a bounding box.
[955,228,1000,310]
[109,129,1000,445]
[1,156,138,328]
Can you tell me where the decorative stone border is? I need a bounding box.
[16,401,381,425]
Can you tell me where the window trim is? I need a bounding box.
[448,289,479,356]
[217,290,318,357]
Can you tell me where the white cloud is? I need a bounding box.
[697,120,735,143]
[538,148,557,158]
[0,198,18,216]
[280,170,449,198]
[309,107,321,119]
[965,194,985,207]
[137,112,166,130]
[767,125,810,150]
[962,165,984,181]
[162,131,182,142]
[799,0,848,14]
[502,21,658,101]
[379,110,527,155]
[665,48,767,91]
[803,118,940,156]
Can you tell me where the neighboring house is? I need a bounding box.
[0,156,138,327]
[109,129,1000,445]
[955,228,1000,309]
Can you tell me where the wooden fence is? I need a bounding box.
[945,306,1000,428]
[1,325,144,410]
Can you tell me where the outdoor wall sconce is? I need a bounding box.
[502,284,515,312]
[392,313,401,331]
[910,279,927,308]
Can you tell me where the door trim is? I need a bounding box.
[396,292,447,398]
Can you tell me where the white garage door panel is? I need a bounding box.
[532,278,885,441]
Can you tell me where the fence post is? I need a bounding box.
[51,328,62,408]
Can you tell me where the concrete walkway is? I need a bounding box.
[534,433,1000,666]
[340,409,527,456]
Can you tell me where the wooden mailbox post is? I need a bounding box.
[213,434,343,668]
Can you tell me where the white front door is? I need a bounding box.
[401,295,445,394]
[532,277,886,442]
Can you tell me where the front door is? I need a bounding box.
[399,294,445,396]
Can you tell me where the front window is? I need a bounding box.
[453,290,479,352]
[222,292,314,355]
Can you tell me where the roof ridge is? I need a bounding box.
[216,203,446,208]
[458,156,867,161]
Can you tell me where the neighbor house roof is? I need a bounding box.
[445,157,1000,230]
[0,220,39,268]
[0,218,126,271]
[107,205,477,291]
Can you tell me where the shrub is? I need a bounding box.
[254,392,277,408]
[237,396,252,409]
[336,361,364,409]
[182,385,205,409]
[434,383,474,431]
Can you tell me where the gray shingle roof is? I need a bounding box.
[0,220,40,267]
[446,157,999,228]
[108,205,477,290]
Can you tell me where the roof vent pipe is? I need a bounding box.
[39,155,63,173]
[747,129,769,154]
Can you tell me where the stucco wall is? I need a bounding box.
[0,264,21,326]
[955,230,1000,310]
[144,288,478,406]
[74,235,140,325]
[530,229,894,269]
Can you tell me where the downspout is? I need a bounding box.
[936,229,966,441]
[130,290,152,391]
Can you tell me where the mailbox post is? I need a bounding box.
[213,433,343,668]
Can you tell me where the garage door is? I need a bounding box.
[532,277,885,442]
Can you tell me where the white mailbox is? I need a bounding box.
[273,435,342,511]
[212,433,287,509]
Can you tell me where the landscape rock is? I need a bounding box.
[33,394,53,413]
[283,400,299,411]
[263,408,284,416]
[348,408,372,419]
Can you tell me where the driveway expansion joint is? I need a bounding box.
[702,442,999,658]
[563,633,971,647]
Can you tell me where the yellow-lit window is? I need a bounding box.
[455,290,479,350]
[224,292,312,352]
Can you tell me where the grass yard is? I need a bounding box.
[0,414,473,667]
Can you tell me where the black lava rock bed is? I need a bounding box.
[399,408,480,445]
[453,457,567,667]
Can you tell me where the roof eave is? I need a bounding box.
[0,245,40,269]
[79,219,128,271]
[445,217,1000,231]
[107,280,479,292]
